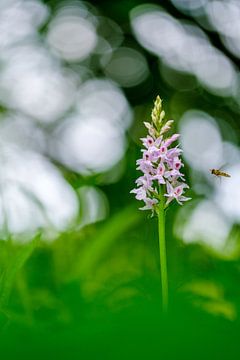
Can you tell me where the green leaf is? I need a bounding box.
[0,234,39,309]
[78,206,141,275]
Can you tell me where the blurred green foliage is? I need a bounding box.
[1,204,240,358]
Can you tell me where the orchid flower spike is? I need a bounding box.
[131,95,191,214]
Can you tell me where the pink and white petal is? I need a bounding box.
[155,136,163,147]
[166,181,173,194]
[179,195,191,202]
[165,196,174,205]
[164,134,180,147]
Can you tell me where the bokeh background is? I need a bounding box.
[1,0,240,358]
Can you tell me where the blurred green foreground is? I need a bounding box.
[1,204,240,359]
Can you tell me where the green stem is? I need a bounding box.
[158,187,168,312]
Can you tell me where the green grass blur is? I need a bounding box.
[1,204,240,358]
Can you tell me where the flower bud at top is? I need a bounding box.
[144,121,157,138]
[151,95,163,130]
[160,120,174,135]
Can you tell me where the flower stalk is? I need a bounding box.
[131,95,191,311]
[158,185,168,312]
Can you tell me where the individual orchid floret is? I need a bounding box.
[139,197,158,211]
[151,163,166,184]
[136,174,153,190]
[164,181,191,206]
[164,134,180,147]
[136,158,154,174]
[130,187,147,201]
[140,135,155,148]
[131,95,190,213]
[173,157,183,170]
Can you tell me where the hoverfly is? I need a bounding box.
[210,168,231,178]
